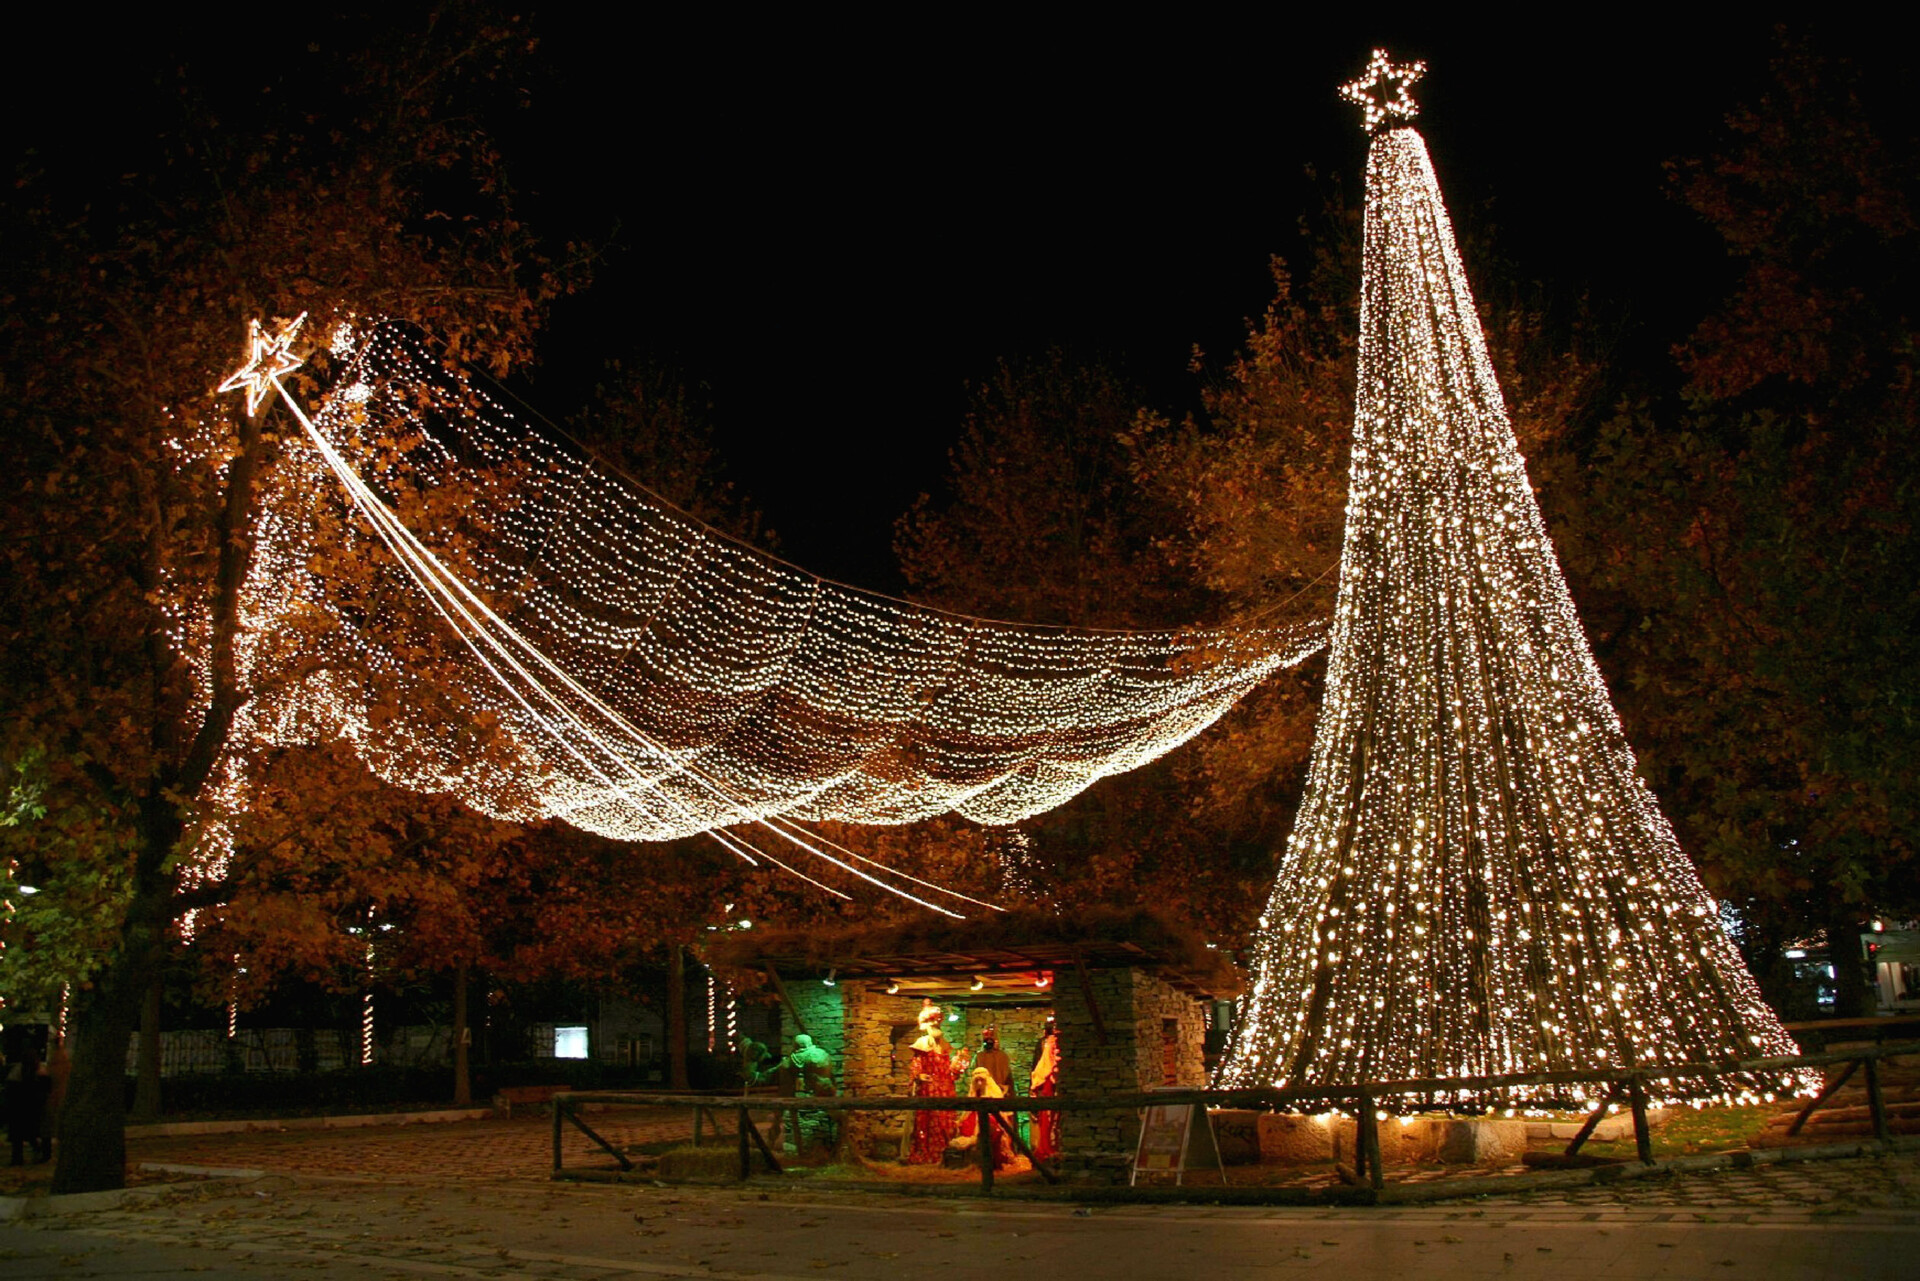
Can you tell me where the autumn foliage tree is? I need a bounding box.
[892,356,1281,936]
[1562,40,1920,1014]
[191,344,900,1100]
[1132,197,1604,859]
[0,9,577,1192]
[180,741,519,1104]
[567,360,779,551]
[895,353,1201,630]
[890,200,1600,940]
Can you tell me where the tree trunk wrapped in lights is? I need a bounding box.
[1216,54,1806,1104]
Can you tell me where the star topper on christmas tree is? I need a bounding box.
[218,312,307,416]
[1340,48,1426,133]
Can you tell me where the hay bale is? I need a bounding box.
[656,1145,739,1182]
[864,1114,910,1161]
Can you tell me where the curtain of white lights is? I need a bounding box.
[245,321,1323,882]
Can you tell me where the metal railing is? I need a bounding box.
[549,1038,1919,1196]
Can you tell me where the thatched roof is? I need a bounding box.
[700,905,1241,1000]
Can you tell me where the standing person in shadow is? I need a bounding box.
[5,1046,52,1165]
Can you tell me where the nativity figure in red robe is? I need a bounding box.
[907,999,957,1163]
[1028,1016,1060,1161]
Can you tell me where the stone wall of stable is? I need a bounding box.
[1052,967,1209,1173]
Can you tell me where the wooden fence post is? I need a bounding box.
[1072,958,1110,1046]
[978,1102,995,1193]
[1864,1054,1890,1143]
[1356,1096,1382,1190]
[1787,1060,1859,1136]
[1628,1075,1653,1165]
[738,1106,751,1180]
[551,1097,564,1175]
[1564,1081,1626,1157]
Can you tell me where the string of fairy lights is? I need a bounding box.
[703,969,737,1054]
[0,858,15,1029]
[208,317,1323,915]
[1214,53,1811,1106]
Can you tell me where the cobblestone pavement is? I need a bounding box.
[127,1113,1920,1213]
[1486,1147,1920,1213]
[128,1113,753,1183]
[0,1120,1877,1278]
[6,1161,1917,1281]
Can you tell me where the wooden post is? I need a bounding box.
[559,1101,634,1171]
[1357,1096,1382,1190]
[1564,1081,1627,1156]
[1628,1075,1654,1165]
[1864,1054,1890,1143]
[1787,1060,1859,1136]
[551,1097,564,1175]
[453,960,471,1107]
[763,965,809,1037]
[738,1106,751,1180]
[668,946,690,1091]
[992,1110,1058,1184]
[977,1102,995,1193]
[130,974,163,1122]
[1072,958,1109,1046]
[741,1109,784,1174]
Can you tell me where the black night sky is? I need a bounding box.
[6,13,1874,592]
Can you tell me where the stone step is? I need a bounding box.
[1765,1100,1920,1129]
[1750,1115,1920,1145]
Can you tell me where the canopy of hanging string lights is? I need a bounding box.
[213,317,1323,908]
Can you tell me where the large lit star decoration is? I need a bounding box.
[1339,48,1426,133]
[218,312,308,416]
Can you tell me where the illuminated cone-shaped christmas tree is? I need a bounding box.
[1216,53,1803,1102]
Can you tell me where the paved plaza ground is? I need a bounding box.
[1,1116,1916,1279]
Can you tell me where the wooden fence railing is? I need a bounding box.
[550,1038,1920,1194]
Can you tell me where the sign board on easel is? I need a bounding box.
[1130,1093,1227,1186]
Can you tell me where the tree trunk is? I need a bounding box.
[51,901,163,1195]
[49,331,265,1195]
[129,974,162,1122]
[452,961,471,1107]
[668,946,689,1091]
[1828,908,1872,1019]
